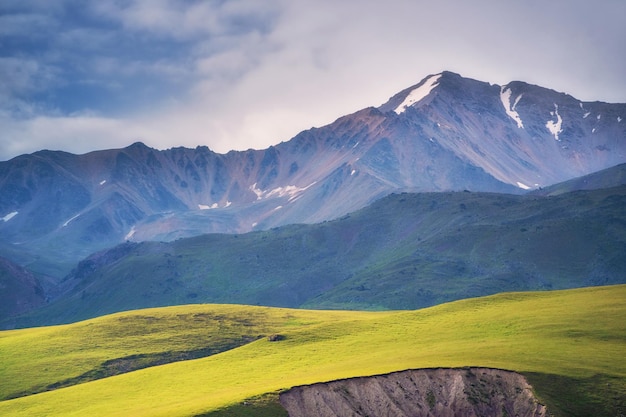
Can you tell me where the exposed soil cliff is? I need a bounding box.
[280,367,546,417]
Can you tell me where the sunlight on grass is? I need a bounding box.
[0,285,624,416]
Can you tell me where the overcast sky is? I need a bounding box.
[1,0,625,161]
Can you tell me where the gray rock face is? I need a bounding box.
[280,368,546,417]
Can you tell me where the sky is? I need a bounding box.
[1,0,625,161]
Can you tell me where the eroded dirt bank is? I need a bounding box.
[279,367,547,417]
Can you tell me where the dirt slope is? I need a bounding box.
[280,367,546,417]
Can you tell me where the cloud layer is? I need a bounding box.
[1,0,625,160]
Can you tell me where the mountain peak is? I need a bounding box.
[392,73,443,114]
[378,71,469,114]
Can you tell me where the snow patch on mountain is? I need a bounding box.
[394,74,442,114]
[516,181,531,190]
[198,203,218,210]
[199,200,233,210]
[500,86,524,128]
[2,211,18,222]
[579,103,592,119]
[250,183,264,200]
[250,182,317,201]
[546,104,563,140]
[125,226,136,241]
[100,180,107,185]
[63,213,81,227]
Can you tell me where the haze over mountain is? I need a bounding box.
[1,72,625,279]
[4,177,625,328]
[0,256,47,320]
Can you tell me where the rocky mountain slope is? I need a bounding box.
[1,72,624,278]
[0,256,46,319]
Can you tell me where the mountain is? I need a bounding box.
[1,71,625,279]
[6,182,624,328]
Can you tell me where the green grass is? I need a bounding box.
[525,373,626,417]
[198,392,288,417]
[0,304,309,400]
[0,285,624,416]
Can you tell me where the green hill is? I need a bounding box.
[7,184,626,328]
[1,285,625,416]
[531,163,626,196]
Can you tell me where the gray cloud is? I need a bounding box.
[90,0,280,40]
[0,0,624,160]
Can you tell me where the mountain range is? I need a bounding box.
[1,71,625,327]
[3,164,626,328]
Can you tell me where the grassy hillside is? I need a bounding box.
[1,285,624,416]
[0,304,303,401]
[531,163,626,196]
[7,184,626,328]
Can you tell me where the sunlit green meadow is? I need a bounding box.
[1,285,625,416]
